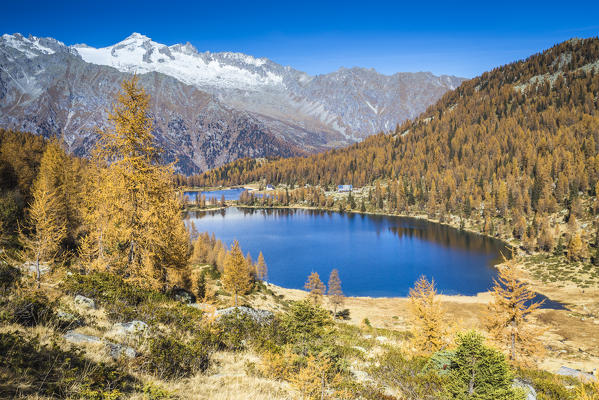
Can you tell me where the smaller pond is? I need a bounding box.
[184,188,248,202]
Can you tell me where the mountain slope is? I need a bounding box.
[73,33,464,142]
[0,33,463,172]
[0,34,302,173]
[198,37,599,218]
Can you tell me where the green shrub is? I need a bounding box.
[0,263,20,293]
[216,309,261,350]
[0,331,136,398]
[10,292,55,327]
[278,300,344,372]
[280,300,335,353]
[140,334,211,380]
[446,331,524,400]
[335,308,350,320]
[368,347,444,399]
[141,382,176,399]
[517,368,576,400]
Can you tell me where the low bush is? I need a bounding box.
[0,263,20,293]
[0,331,136,398]
[517,368,577,400]
[9,291,55,327]
[216,309,261,350]
[368,347,445,399]
[139,333,212,380]
[62,272,206,334]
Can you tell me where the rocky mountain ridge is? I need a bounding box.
[0,33,465,172]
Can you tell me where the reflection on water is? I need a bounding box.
[184,207,563,308]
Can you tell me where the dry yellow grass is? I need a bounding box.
[139,352,294,400]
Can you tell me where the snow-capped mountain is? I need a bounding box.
[0,33,466,172]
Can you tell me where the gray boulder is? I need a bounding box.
[64,330,136,359]
[556,366,596,382]
[513,378,537,400]
[64,330,102,344]
[74,295,96,309]
[106,342,137,359]
[216,306,273,324]
[56,310,83,328]
[110,320,148,338]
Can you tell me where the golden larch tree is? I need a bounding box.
[485,255,545,366]
[407,275,448,354]
[85,76,190,290]
[222,240,252,305]
[305,271,326,304]
[255,251,268,282]
[21,175,66,287]
[327,269,344,316]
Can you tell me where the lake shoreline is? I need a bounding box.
[184,193,593,313]
[189,205,588,309]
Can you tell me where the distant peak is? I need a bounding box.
[124,32,150,41]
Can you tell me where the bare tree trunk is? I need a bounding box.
[468,358,476,394]
[511,320,516,362]
[36,258,40,288]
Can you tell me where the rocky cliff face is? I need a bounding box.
[0,33,465,172]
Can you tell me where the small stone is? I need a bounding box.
[74,295,96,309]
[64,330,101,344]
[106,342,136,359]
[513,378,537,400]
[215,306,273,324]
[556,366,595,382]
[56,310,82,328]
[352,345,367,353]
[110,320,148,338]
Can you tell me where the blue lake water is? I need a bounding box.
[184,206,565,308]
[184,188,248,202]
[186,207,505,296]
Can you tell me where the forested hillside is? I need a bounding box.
[192,39,599,257]
[198,38,599,200]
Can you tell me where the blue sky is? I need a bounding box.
[3,0,599,78]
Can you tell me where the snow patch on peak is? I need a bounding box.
[1,33,58,59]
[72,33,284,89]
[126,32,149,40]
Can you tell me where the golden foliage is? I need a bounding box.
[82,76,190,290]
[222,240,253,305]
[305,272,326,304]
[255,251,268,282]
[407,276,448,355]
[485,255,545,366]
[327,269,345,315]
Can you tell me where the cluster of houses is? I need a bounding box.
[263,184,353,192]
